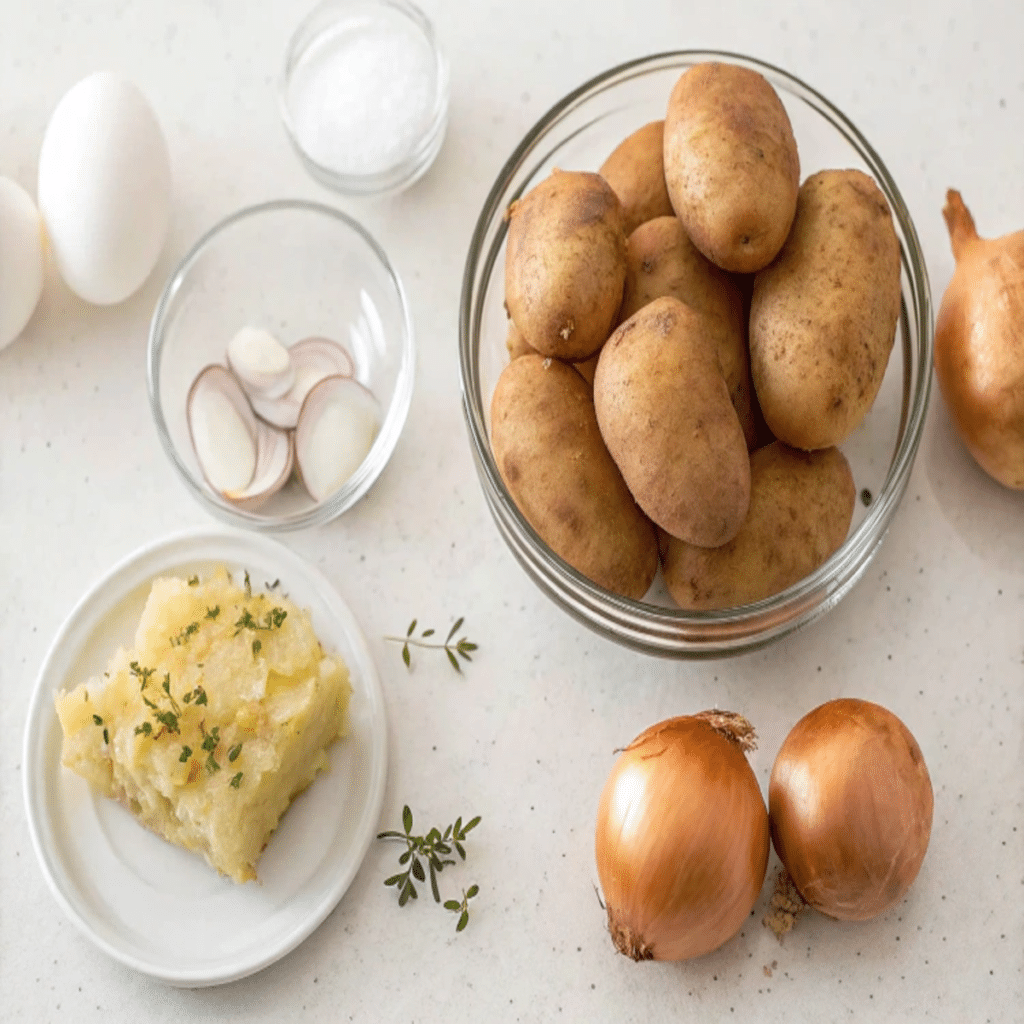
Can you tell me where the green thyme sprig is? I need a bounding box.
[378,806,481,930]
[386,618,478,672]
[444,885,480,933]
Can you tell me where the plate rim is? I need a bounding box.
[21,525,388,987]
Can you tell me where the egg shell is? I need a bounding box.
[38,71,172,305]
[0,177,45,350]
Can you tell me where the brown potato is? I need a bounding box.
[505,319,533,361]
[663,62,799,273]
[504,169,627,361]
[749,169,901,450]
[505,317,600,385]
[594,296,751,547]
[599,120,674,235]
[490,353,658,599]
[620,215,756,448]
[661,442,855,609]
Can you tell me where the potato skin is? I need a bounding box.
[599,120,675,236]
[505,318,600,385]
[663,62,799,273]
[750,169,901,450]
[620,216,756,448]
[490,354,658,599]
[662,443,855,609]
[593,296,751,547]
[504,169,627,361]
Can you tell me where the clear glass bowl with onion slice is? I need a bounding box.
[458,51,932,657]
[148,199,414,530]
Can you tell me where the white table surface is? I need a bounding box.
[2,1,1022,1021]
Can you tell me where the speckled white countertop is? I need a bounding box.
[2,1,1022,1021]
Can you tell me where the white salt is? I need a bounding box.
[288,12,438,176]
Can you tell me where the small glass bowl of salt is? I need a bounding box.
[280,0,449,196]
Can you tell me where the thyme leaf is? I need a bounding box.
[385,618,478,673]
[378,806,481,930]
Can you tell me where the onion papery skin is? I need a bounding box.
[594,713,770,962]
[768,698,933,922]
[934,190,1024,490]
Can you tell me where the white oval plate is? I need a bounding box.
[22,527,388,987]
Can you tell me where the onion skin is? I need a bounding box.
[934,190,1024,489]
[594,712,769,961]
[768,698,933,922]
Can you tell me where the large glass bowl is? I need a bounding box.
[148,199,414,531]
[459,51,932,658]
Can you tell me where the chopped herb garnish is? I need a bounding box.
[170,621,200,647]
[244,570,252,598]
[179,745,192,763]
[230,772,243,789]
[129,661,156,689]
[201,725,220,752]
[92,714,103,727]
[252,639,262,659]
[187,575,199,586]
[228,743,242,763]
[234,606,288,635]
[205,606,220,620]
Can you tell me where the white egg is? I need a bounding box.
[38,71,172,305]
[0,178,44,351]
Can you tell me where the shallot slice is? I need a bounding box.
[186,364,293,508]
[227,326,295,399]
[294,374,381,502]
[250,336,355,429]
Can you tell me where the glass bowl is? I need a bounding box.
[279,0,449,196]
[459,50,933,658]
[148,199,414,531]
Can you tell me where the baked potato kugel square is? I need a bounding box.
[55,566,351,882]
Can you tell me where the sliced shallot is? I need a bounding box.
[294,374,381,502]
[250,336,355,429]
[187,364,294,508]
[227,326,295,399]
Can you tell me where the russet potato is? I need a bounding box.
[661,442,856,609]
[663,62,799,273]
[490,353,658,599]
[620,215,756,448]
[749,169,901,450]
[504,169,627,361]
[599,120,675,236]
[593,296,751,548]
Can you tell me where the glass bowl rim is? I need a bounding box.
[148,196,416,532]
[458,48,934,657]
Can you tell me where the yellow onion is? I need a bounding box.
[594,710,769,961]
[769,698,933,921]
[934,190,1024,489]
